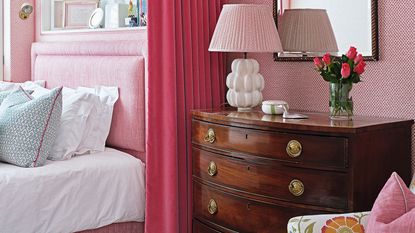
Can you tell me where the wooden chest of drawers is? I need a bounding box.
[191,109,413,233]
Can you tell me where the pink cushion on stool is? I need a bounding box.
[367,172,415,233]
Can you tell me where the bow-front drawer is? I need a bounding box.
[193,181,323,233]
[192,120,348,169]
[193,148,348,209]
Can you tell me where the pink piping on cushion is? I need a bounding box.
[33,87,62,167]
[19,86,33,100]
[394,172,409,212]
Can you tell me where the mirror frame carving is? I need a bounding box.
[273,0,379,61]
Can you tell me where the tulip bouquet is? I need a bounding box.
[313,47,367,120]
[313,46,366,84]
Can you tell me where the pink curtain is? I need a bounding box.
[146,1,225,233]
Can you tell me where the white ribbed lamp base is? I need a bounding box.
[226,59,264,111]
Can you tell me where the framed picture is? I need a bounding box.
[137,0,147,26]
[64,1,98,28]
[52,0,65,29]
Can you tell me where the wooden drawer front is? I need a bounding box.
[194,182,322,233]
[193,148,348,209]
[193,220,223,233]
[192,120,347,168]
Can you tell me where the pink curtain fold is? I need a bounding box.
[147,1,225,233]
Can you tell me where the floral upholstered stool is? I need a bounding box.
[287,211,370,233]
[288,173,415,233]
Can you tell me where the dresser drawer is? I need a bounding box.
[192,120,347,168]
[193,148,348,209]
[193,220,222,233]
[193,181,322,233]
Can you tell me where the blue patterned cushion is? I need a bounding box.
[0,87,62,167]
[0,89,34,105]
[0,90,13,104]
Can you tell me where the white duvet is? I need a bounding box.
[0,148,145,233]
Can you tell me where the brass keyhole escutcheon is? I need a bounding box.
[208,161,217,177]
[289,179,305,196]
[286,140,302,158]
[204,128,216,144]
[208,199,218,215]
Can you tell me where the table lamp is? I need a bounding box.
[209,4,283,111]
[279,9,338,55]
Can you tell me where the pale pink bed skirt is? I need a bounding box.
[77,222,144,233]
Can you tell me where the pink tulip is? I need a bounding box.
[322,53,331,65]
[354,54,363,64]
[341,63,351,78]
[354,62,365,75]
[346,46,357,60]
[313,57,323,69]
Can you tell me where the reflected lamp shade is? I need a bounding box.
[209,4,282,111]
[279,9,338,53]
[209,4,283,53]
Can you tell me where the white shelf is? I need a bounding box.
[41,26,147,35]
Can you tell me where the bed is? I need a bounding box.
[0,41,147,233]
[0,148,145,232]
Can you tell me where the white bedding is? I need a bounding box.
[0,148,145,233]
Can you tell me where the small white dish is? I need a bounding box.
[89,8,104,29]
[262,100,288,115]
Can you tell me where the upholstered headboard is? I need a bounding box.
[31,41,147,161]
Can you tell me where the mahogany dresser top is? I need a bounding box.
[192,108,413,134]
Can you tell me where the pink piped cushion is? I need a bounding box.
[367,172,415,233]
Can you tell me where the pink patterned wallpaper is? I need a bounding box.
[226,0,415,172]
[5,0,35,83]
[6,2,146,82]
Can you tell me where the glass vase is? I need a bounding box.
[329,82,353,120]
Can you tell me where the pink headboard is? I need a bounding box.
[31,41,147,161]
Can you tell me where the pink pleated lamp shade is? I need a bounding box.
[279,9,338,53]
[209,4,283,53]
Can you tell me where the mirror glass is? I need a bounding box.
[41,0,147,33]
[274,0,378,61]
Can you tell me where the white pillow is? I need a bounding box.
[48,87,96,160]
[76,86,119,154]
[27,85,118,160]
[0,80,46,91]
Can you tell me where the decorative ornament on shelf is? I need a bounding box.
[314,46,367,120]
[126,0,138,27]
[209,4,283,111]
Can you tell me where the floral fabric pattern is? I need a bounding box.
[322,215,365,233]
[288,212,369,233]
[288,174,415,233]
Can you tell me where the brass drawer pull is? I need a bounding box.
[208,161,217,176]
[208,199,218,215]
[204,128,216,144]
[286,140,302,158]
[289,179,305,196]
